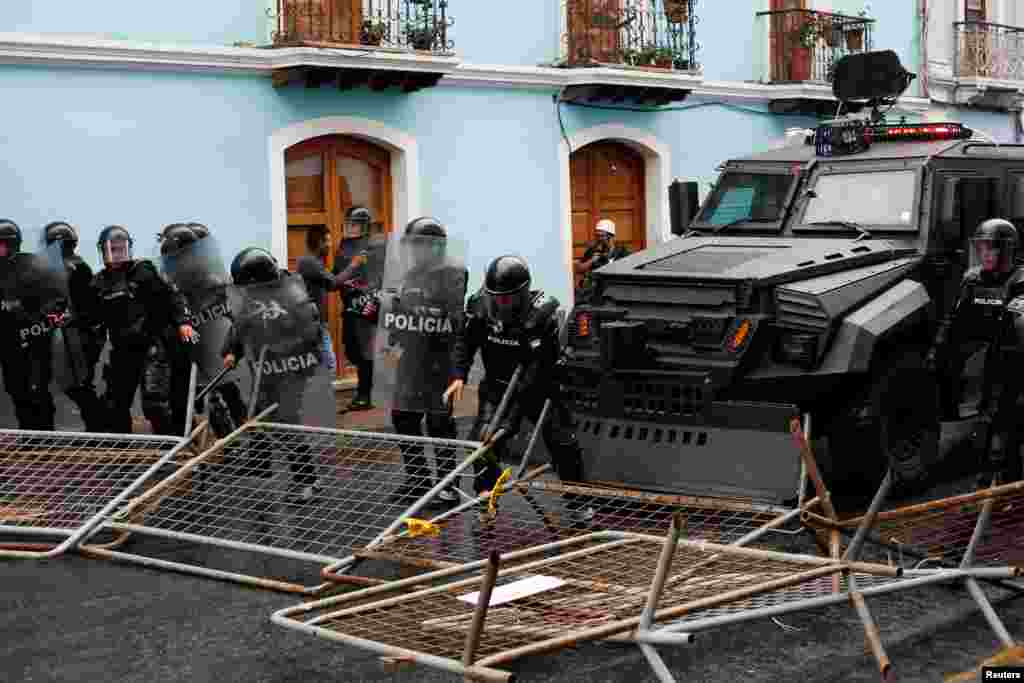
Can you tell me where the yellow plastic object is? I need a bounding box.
[404,518,441,538]
[487,468,513,517]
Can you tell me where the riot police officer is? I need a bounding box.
[385,218,467,504]
[159,223,246,438]
[928,218,1024,485]
[445,255,591,521]
[222,247,321,502]
[90,225,196,435]
[43,221,105,431]
[336,206,383,411]
[0,219,67,430]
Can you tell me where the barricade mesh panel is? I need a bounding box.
[820,482,1024,569]
[358,479,793,571]
[292,533,892,671]
[104,425,481,566]
[0,431,183,547]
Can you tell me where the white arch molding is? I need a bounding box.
[268,116,420,264]
[558,123,673,306]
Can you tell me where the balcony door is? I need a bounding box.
[285,135,393,381]
[768,0,807,81]
[570,141,646,287]
[566,0,624,65]
[284,0,362,44]
[962,0,990,77]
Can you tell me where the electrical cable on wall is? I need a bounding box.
[555,88,572,153]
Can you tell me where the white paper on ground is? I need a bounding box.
[456,575,566,607]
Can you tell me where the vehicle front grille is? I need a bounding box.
[623,378,706,418]
[774,289,830,333]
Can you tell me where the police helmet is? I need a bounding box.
[0,219,21,261]
[483,255,532,324]
[230,247,280,285]
[160,223,200,256]
[97,225,134,266]
[971,218,1019,277]
[344,206,373,238]
[185,222,210,239]
[44,221,79,250]
[404,216,447,239]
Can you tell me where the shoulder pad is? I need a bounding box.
[962,266,982,284]
[524,291,559,331]
[1007,267,1024,296]
[132,259,158,277]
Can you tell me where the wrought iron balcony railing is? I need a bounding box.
[755,8,873,84]
[271,0,453,53]
[559,0,700,72]
[955,21,1024,81]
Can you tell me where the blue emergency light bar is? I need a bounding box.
[809,121,974,157]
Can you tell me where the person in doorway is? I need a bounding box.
[296,226,347,374]
[335,206,384,412]
[444,255,592,524]
[574,219,630,301]
[89,225,197,435]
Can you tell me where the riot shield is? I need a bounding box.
[160,236,233,385]
[373,232,468,414]
[228,272,336,429]
[0,245,77,430]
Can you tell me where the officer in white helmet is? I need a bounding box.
[574,218,630,302]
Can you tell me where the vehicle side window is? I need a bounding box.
[1009,173,1024,243]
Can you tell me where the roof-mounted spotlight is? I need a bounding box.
[831,49,916,116]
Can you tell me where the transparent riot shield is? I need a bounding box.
[0,244,79,430]
[227,272,336,429]
[373,232,468,414]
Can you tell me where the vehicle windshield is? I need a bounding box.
[798,170,918,231]
[697,172,795,227]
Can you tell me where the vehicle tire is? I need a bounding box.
[814,348,940,503]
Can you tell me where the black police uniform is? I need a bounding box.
[389,259,468,498]
[44,223,105,431]
[452,288,584,495]
[336,238,383,406]
[90,250,192,436]
[221,251,318,488]
[160,224,246,438]
[0,221,66,430]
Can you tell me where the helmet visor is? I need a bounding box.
[100,238,132,266]
[485,290,528,324]
[971,237,1016,274]
[403,236,445,266]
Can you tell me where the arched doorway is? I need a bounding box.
[284,134,393,381]
[569,140,646,286]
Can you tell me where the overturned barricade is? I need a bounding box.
[272,522,906,682]
[0,429,193,559]
[81,415,494,593]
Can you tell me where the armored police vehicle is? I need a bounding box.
[562,53,1024,505]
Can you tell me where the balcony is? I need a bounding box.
[272,0,453,53]
[559,0,700,73]
[755,8,873,84]
[269,0,456,93]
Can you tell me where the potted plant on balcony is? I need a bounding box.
[635,45,674,69]
[361,19,388,47]
[790,20,817,81]
[663,0,689,23]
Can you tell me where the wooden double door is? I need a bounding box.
[285,134,393,380]
[570,141,647,287]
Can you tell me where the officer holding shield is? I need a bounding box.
[89,225,196,435]
[222,248,323,502]
[42,221,105,431]
[0,219,70,430]
[378,218,467,504]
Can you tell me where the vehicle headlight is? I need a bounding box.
[774,329,820,369]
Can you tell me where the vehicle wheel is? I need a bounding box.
[814,349,940,504]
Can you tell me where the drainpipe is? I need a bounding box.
[920,0,929,100]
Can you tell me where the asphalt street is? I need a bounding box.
[2,415,1023,682]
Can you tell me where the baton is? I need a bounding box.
[194,364,235,404]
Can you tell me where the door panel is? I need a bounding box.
[569,141,646,286]
[284,134,393,381]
